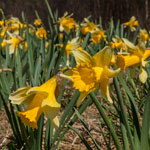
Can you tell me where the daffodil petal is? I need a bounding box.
[76,88,95,107]
[41,77,60,129]
[93,46,112,67]
[143,49,150,60]
[72,37,79,43]
[17,94,44,129]
[59,25,64,32]
[141,59,147,67]
[106,68,120,78]
[72,49,94,65]
[51,116,59,129]
[100,79,112,103]
[77,92,89,107]
[28,77,57,95]
[122,38,137,50]
[9,45,15,54]
[43,104,60,129]
[27,87,48,97]
[139,68,147,83]
[9,87,34,105]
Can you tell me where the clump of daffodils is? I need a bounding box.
[0,16,50,54]
[4,13,150,131]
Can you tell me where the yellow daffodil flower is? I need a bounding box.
[65,37,80,55]
[61,47,120,106]
[81,18,98,35]
[10,24,19,32]
[123,16,139,32]
[116,38,150,83]
[58,12,75,34]
[10,23,26,34]
[9,76,60,129]
[110,36,125,49]
[5,17,24,33]
[110,36,127,54]
[34,19,42,26]
[91,29,107,43]
[65,37,82,66]
[5,33,23,54]
[36,27,47,39]
[138,29,149,42]
[6,17,20,25]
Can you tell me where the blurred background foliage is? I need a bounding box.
[0,0,149,28]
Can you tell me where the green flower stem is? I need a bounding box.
[113,77,135,150]
[90,92,122,150]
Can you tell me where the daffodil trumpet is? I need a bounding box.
[116,38,150,83]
